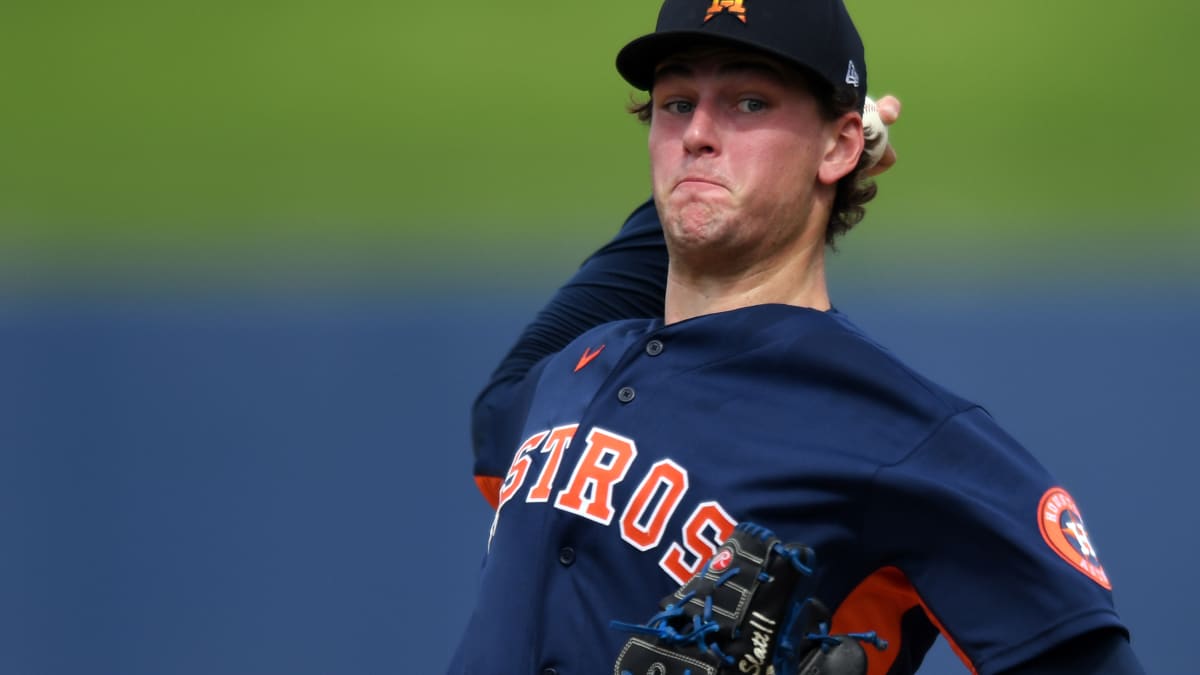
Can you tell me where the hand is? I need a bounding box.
[866,95,901,177]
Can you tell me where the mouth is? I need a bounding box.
[674,176,726,190]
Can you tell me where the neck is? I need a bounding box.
[663,235,831,325]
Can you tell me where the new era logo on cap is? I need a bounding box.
[615,0,868,111]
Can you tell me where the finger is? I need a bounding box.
[865,145,896,177]
[875,95,901,126]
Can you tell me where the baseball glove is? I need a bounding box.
[612,522,886,675]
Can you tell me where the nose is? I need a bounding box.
[682,101,719,157]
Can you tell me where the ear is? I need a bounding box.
[817,111,864,186]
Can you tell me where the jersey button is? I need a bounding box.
[558,547,575,566]
[617,386,636,403]
[645,339,664,356]
[542,669,558,675]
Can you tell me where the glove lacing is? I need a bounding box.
[610,526,820,666]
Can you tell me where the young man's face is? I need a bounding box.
[648,50,850,271]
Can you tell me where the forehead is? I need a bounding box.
[652,46,803,87]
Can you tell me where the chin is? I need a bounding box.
[667,202,718,238]
[664,204,743,255]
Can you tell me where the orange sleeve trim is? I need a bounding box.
[474,475,502,510]
[830,566,978,675]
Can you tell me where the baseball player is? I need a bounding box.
[449,0,1143,673]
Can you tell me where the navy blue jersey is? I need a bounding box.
[450,304,1125,675]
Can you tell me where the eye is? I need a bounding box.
[737,98,767,113]
[662,100,695,114]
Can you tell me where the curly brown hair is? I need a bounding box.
[628,63,877,247]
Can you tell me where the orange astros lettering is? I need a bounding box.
[620,459,689,551]
[526,424,579,502]
[659,501,737,584]
[497,430,549,508]
[490,422,740,586]
[555,427,638,524]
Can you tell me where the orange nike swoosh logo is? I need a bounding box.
[574,345,605,372]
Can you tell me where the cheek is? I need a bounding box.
[647,131,676,184]
[745,136,819,187]
[730,142,787,194]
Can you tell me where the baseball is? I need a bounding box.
[862,95,888,169]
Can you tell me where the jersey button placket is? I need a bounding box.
[645,338,664,356]
[558,546,575,566]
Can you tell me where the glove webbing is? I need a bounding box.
[612,523,888,675]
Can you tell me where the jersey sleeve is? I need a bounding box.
[470,199,667,504]
[998,628,1144,675]
[863,407,1128,675]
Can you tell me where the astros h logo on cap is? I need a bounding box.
[615,0,867,112]
[705,0,747,23]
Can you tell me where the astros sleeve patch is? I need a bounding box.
[1038,487,1111,590]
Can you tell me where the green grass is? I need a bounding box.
[1,0,1196,277]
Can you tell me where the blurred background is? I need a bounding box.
[2,1,1196,673]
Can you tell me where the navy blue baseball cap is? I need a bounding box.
[616,0,867,111]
